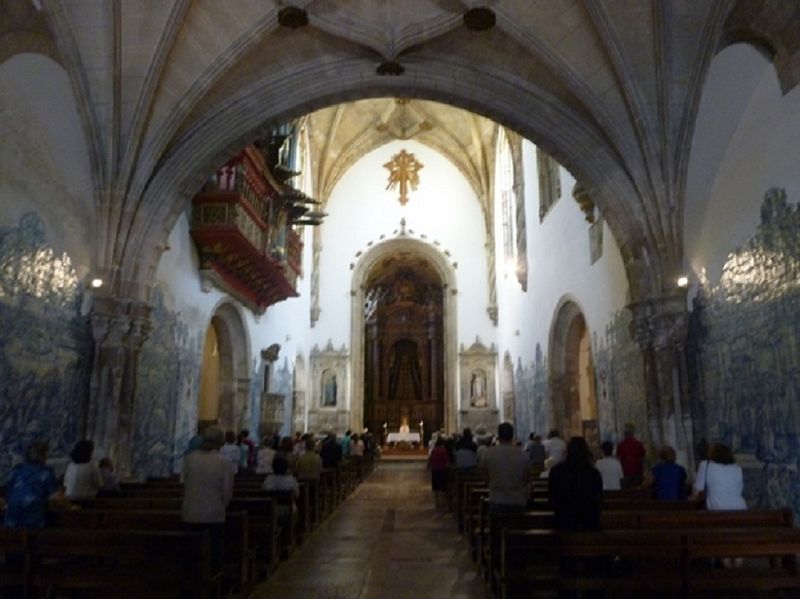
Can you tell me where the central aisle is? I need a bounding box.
[250,461,487,599]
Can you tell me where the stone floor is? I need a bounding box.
[249,461,487,599]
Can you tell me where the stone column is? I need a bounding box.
[629,294,693,463]
[86,296,153,475]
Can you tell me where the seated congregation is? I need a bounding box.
[0,428,375,598]
[437,422,800,598]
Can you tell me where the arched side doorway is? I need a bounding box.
[197,302,251,433]
[350,238,458,436]
[548,298,599,451]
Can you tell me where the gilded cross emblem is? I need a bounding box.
[383,149,423,205]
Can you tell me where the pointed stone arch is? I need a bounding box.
[198,301,252,432]
[548,296,600,451]
[350,237,458,433]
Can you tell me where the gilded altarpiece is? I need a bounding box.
[363,267,444,439]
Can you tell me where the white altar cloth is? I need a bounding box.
[386,432,421,443]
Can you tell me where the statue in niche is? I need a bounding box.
[388,339,423,401]
[470,369,488,408]
[321,369,337,407]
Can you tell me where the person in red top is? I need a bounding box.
[428,437,450,509]
[616,423,646,488]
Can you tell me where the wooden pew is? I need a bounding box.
[486,508,793,595]
[0,528,29,597]
[501,527,800,599]
[78,496,282,578]
[49,509,253,592]
[501,528,685,598]
[30,528,219,598]
[319,469,337,517]
[464,485,489,560]
[685,528,800,595]
[458,479,486,534]
[450,469,483,522]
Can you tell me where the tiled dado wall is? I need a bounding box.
[0,212,91,474]
[132,286,203,478]
[512,310,647,448]
[688,188,800,517]
[514,188,800,520]
[0,211,207,478]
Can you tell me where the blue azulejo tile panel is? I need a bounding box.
[0,212,91,475]
[592,309,647,444]
[133,286,202,478]
[689,188,800,521]
[513,344,548,442]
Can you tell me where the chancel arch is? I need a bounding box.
[548,297,600,451]
[197,302,251,433]
[350,238,457,438]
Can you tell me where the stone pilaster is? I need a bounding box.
[86,296,153,475]
[629,293,693,464]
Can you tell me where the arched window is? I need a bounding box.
[496,128,516,265]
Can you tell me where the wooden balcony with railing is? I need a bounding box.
[190,146,303,313]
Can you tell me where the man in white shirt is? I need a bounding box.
[595,441,623,490]
[543,429,567,465]
[182,426,234,573]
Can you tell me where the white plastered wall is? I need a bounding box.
[311,139,494,426]
[494,137,630,437]
[0,53,95,279]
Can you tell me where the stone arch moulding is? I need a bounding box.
[350,236,458,434]
[129,61,654,310]
[208,301,252,432]
[308,341,349,433]
[547,295,599,447]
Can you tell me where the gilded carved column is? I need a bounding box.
[629,294,693,462]
[86,296,153,475]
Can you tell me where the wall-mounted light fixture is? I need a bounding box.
[90,278,104,289]
[677,275,689,288]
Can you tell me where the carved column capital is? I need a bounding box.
[628,293,688,351]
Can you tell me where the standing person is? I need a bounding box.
[98,457,120,495]
[319,432,341,469]
[548,437,603,531]
[595,441,623,491]
[181,426,234,574]
[262,454,300,520]
[64,440,102,501]
[256,437,277,475]
[649,446,687,500]
[219,431,240,473]
[616,423,646,489]
[692,443,746,510]
[482,422,530,515]
[239,429,257,472]
[526,433,546,474]
[428,437,449,509]
[454,428,478,471]
[543,429,567,465]
[295,438,323,481]
[340,430,352,458]
[351,434,365,457]
[4,441,60,528]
